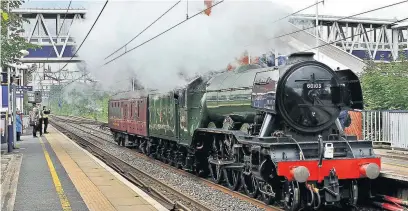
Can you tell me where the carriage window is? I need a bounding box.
[178,90,186,108]
[130,104,133,119]
[137,101,140,118]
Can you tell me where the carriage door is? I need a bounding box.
[129,100,135,133]
[122,101,129,132]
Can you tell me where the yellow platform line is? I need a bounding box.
[44,132,117,211]
[39,136,72,211]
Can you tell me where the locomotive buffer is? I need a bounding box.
[237,52,381,210]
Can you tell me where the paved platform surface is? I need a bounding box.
[1,151,22,211]
[375,149,408,182]
[1,126,167,211]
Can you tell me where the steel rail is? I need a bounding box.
[50,116,283,211]
[50,118,211,211]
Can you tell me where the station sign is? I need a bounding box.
[27,91,42,103]
[16,93,24,98]
[27,92,34,103]
[16,86,33,91]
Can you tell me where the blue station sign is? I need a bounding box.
[16,86,33,91]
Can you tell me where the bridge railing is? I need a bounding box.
[26,36,75,45]
[360,110,408,149]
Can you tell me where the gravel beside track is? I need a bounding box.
[50,115,383,211]
[50,116,277,211]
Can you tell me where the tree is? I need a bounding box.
[1,0,40,68]
[361,53,408,110]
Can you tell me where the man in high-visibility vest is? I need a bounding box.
[42,106,50,134]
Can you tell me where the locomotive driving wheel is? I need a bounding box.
[283,181,300,211]
[242,172,260,198]
[209,163,223,184]
[223,168,241,191]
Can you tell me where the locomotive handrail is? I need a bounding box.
[341,136,356,158]
[288,136,306,160]
[205,86,253,92]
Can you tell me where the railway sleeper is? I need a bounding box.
[110,128,367,211]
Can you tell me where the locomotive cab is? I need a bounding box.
[252,52,357,135]
[248,52,381,210]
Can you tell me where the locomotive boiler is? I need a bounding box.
[203,64,263,130]
[108,52,381,211]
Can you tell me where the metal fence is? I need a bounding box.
[362,110,408,149]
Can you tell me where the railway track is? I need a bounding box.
[49,115,106,126]
[51,115,110,132]
[50,118,212,211]
[50,116,282,211]
[50,116,394,211]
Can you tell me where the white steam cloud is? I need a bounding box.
[71,0,294,92]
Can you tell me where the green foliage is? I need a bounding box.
[361,53,408,110]
[48,84,110,123]
[1,0,40,67]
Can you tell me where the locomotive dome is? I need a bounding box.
[276,52,344,133]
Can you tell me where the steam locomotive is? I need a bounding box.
[108,52,381,210]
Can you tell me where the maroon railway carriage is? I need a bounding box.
[106,53,382,211]
[108,91,149,142]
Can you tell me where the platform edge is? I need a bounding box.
[51,126,169,211]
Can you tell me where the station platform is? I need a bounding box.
[1,126,167,211]
[375,149,408,182]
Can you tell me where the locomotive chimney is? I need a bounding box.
[286,52,315,65]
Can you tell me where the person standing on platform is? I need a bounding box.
[16,109,22,141]
[42,106,50,134]
[37,104,43,136]
[30,105,40,137]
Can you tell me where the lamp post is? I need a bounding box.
[315,0,325,61]
[315,0,319,61]
[9,50,29,150]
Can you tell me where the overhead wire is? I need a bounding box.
[63,0,320,85]
[245,0,408,48]
[104,0,182,60]
[103,0,225,66]
[105,0,407,66]
[271,0,324,24]
[303,16,408,52]
[61,0,407,88]
[42,1,72,106]
[104,0,323,62]
[55,0,109,73]
[46,0,72,61]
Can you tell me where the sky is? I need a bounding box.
[22,0,408,19]
[20,0,408,92]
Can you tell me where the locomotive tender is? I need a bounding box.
[108,52,381,210]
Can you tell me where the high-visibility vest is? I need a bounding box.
[42,110,49,118]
